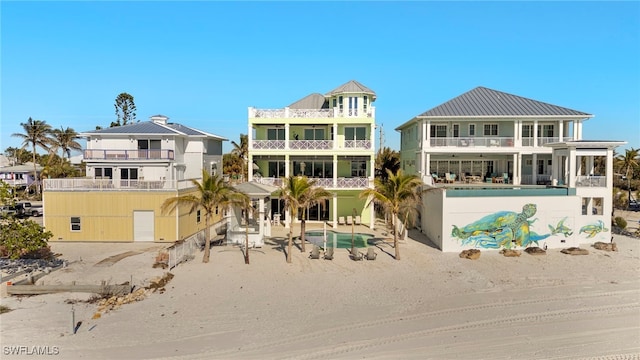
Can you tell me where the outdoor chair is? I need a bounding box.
[350,247,363,261]
[338,216,345,225]
[309,245,320,259]
[324,247,334,260]
[365,247,377,260]
[355,216,361,225]
[346,216,353,225]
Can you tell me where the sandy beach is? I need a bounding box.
[1,214,639,360]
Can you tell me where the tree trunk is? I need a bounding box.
[393,212,400,260]
[203,217,211,263]
[287,229,293,263]
[32,144,39,196]
[300,219,306,253]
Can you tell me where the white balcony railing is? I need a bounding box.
[521,174,552,185]
[430,137,514,147]
[289,140,333,150]
[84,149,175,160]
[252,140,286,150]
[251,107,375,119]
[255,177,369,189]
[44,178,196,191]
[522,137,574,147]
[344,140,372,149]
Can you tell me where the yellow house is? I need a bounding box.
[43,115,227,242]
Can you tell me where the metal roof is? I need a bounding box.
[233,181,279,196]
[289,93,329,109]
[325,80,376,99]
[417,87,592,117]
[81,120,226,140]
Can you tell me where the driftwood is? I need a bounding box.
[593,242,618,252]
[561,247,589,255]
[7,283,131,296]
[524,247,546,255]
[459,249,481,260]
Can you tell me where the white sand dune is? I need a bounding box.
[1,221,639,360]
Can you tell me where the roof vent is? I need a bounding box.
[150,114,169,125]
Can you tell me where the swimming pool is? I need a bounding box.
[305,230,375,248]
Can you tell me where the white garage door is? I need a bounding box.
[133,210,155,242]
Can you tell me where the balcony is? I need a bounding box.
[251,107,375,119]
[430,137,514,147]
[84,149,175,161]
[252,139,371,151]
[44,178,195,191]
[255,177,369,189]
[522,137,574,146]
[576,175,606,187]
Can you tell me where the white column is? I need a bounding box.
[333,123,338,150]
[606,148,614,189]
[568,148,577,187]
[284,124,290,150]
[247,123,253,151]
[248,154,254,182]
[426,120,431,148]
[258,198,265,239]
[417,152,424,177]
[370,155,375,181]
[285,154,290,178]
[577,120,583,140]
[421,121,427,150]
[532,153,538,185]
[425,153,431,176]
[333,155,338,188]
[513,120,519,147]
[369,196,375,229]
[558,120,564,141]
[533,120,539,147]
[514,153,521,185]
[370,123,376,152]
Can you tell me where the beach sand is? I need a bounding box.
[1,217,639,359]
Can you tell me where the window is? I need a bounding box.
[138,139,162,158]
[452,124,460,138]
[525,159,533,166]
[70,217,81,231]
[95,167,113,179]
[363,96,368,114]
[537,159,545,175]
[522,125,533,138]
[537,124,554,137]
[469,124,475,136]
[338,96,343,111]
[267,128,285,140]
[268,161,286,178]
[351,161,367,177]
[348,97,358,116]
[197,210,201,223]
[430,125,447,137]
[332,98,337,108]
[484,124,498,136]
[593,198,603,215]
[304,128,325,140]
[345,127,366,141]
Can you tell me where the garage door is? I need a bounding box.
[133,210,154,242]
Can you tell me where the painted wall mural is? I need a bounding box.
[451,204,574,249]
[579,220,608,238]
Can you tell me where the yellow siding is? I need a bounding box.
[43,189,223,243]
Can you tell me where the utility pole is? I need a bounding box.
[378,123,384,151]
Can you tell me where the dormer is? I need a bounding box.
[150,114,169,125]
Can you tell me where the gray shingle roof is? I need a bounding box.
[289,93,329,109]
[418,87,592,117]
[325,80,376,99]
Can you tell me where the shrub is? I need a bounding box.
[0,218,53,259]
[614,216,627,229]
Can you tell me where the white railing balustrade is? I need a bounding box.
[336,177,369,188]
[289,109,334,118]
[257,177,283,187]
[252,140,286,150]
[344,140,372,149]
[84,149,175,160]
[253,109,285,118]
[289,140,333,150]
[311,178,334,188]
[430,137,515,147]
[44,178,197,191]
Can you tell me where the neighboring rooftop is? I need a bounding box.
[417,86,592,118]
[289,93,329,109]
[325,80,376,99]
[81,116,227,140]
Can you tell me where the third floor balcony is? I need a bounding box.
[427,136,574,148]
[84,149,175,161]
[252,139,371,151]
[250,107,375,119]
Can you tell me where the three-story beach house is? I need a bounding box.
[247,80,377,228]
[396,87,625,252]
[43,115,227,242]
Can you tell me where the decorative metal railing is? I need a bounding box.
[336,177,369,188]
[344,140,372,149]
[255,177,368,189]
[289,140,333,150]
[84,149,175,160]
[252,140,286,149]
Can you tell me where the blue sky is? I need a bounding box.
[2,1,639,155]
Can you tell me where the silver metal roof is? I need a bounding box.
[233,181,278,196]
[289,93,329,109]
[418,87,592,117]
[81,121,226,140]
[325,80,376,99]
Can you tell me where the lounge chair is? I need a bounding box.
[346,216,353,225]
[324,247,334,260]
[365,247,377,260]
[338,216,345,225]
[350,247,363,261]
[309,245,320,259]
[355,216,361,225]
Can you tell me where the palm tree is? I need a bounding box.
[280,176,332,262]
[51,126,82,159]
[231,134,248,182]
[375,147,401,181]
[360,169,422,260]
[616,148,639,205]
[11,118,53,195]
[161,170,246,263]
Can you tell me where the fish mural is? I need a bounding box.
[451,204,574,249]
[579,220,608,238]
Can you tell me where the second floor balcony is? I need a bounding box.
[255,176,370,189]
[84,149,175,161]
[251,107,375,119]
[44,177,194,191]
[252,139,371,151]
[428,136,574,148]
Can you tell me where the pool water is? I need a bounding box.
[305,230,374,248]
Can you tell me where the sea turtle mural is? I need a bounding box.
[451,204,573,249]
[579,220,608,238]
